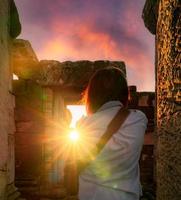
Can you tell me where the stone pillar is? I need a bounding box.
[156,0,181,199]
[0,0,10,199]
[42,88,66,186]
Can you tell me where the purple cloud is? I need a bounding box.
[15,0,155,91]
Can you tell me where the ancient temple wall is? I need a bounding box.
[156,0,181,199]
[14,80,44,179]
[0,0,15,199]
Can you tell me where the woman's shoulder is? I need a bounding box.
[129,109,147,120]
[76,111,105,130]
[76,108,117,135]
[123,109,148,127]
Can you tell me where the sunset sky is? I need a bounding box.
[15,0,155,91]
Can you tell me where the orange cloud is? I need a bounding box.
[38,22,123,61]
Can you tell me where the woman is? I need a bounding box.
[77,67,148,200]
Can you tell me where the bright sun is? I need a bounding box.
[69,130,80,141]
[43,104,94,163]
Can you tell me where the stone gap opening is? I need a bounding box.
[66,105,86,128]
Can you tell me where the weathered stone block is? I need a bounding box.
[0,0,11,198]
[36,60,126,89]
[142,0,159,34]
[11,39,39,79]
[156,0,181,199]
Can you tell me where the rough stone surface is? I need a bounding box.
[36,60,126,88]
[156,0,181,199]
[11,39,39,79]
[0,0,22,199]
[13,80,44,179]
[142,0,159,34]
[0,0,15,199]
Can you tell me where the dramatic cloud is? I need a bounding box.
[15,0,155,91]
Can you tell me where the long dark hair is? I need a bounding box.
[83,67,128,114]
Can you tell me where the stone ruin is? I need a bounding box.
[11,39,155,199]
[1,0,180,199]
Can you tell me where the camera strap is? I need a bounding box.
[79,107,130,173]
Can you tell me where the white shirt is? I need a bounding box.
[77,101,148,200]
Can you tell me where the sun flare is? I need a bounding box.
[42,105,93,164]
[69,130,80,142]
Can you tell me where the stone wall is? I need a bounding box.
[0,0,21,199]
[14,80,44,178]
[0,0,14,199]
[156,0,181,199]
[142,0,181,198]
[13,80,44,197]
[128,87,155,187]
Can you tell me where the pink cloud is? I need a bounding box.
[15,0,155,91]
